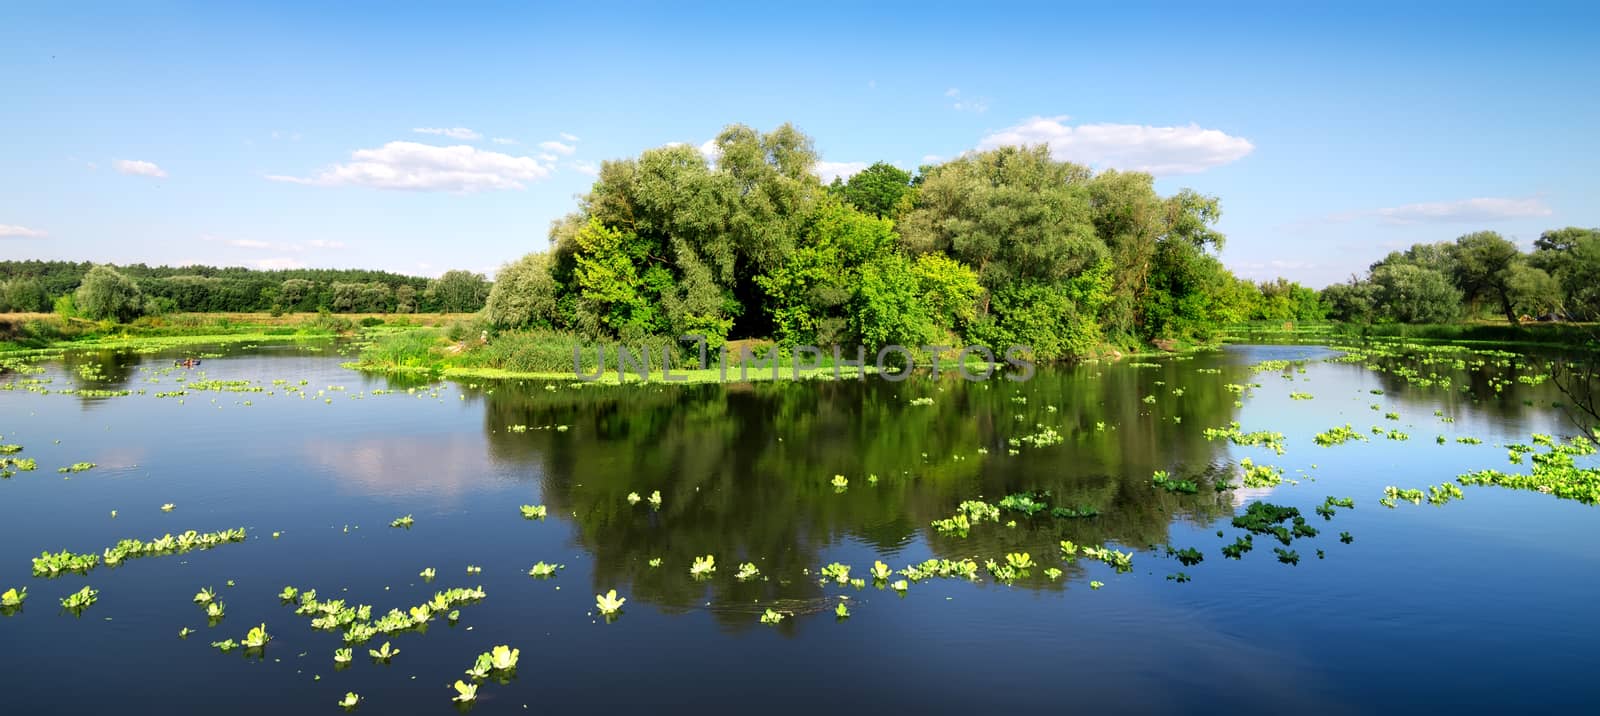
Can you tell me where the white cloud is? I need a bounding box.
[114,159,167,178]
[266,141,553,192]
[921,154,944,165]
[413,127,482,140]
[490,137,519,145]
[538,140,576,156]
[0,224,46,238]
[945,88,989,113]
[537,153,558,162]
[305,239,347,249]
[1372,197,1553,225]
[977,116,1253,175]
[570,160,599,176]
[254,257,307,270]
[814,161,868,184]
[228,239,273,250]
[698,138,721,163]
[559,132,580,142]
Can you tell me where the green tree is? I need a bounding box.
[484,252,560,330]
[827,161,913,218]
[1371,263,1462,323]
[394,284,417,313]
[901,146,1102,290]
[1529,227,1600,319]
[1450,231,1522,323]
[279,278,315,311]
[425,270,490,312]
[74,264,144,322]
[1506,264,1561,317]
[1,277,50,313]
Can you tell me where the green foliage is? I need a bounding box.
[827,161,913,218]
[1451,231,1522,323]
[484,252,560,329]
[75,265,145,322]
[425,270,490,313]
[0,276,50,313]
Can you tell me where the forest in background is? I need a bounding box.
[4,123,1596,361]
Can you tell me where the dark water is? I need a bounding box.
[1,341,1597,714]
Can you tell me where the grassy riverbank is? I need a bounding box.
[1223,319,1597,348]
[346,328,1079,384]
[0,311,477,352]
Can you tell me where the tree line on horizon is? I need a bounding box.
[5,122,1593,351]
[0,261,492,318]
[1322,227,1600,324]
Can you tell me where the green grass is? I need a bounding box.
[1225,320,1596,349]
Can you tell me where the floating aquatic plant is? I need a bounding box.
[242,623,271,649]
[835,601,850,618]
[1221,535,1254,559]
[1231,502,1303,545]
[527,562,562,578]
[626,492,640,504]
[278,586,298,601]
[194,587,216,605]
[1152,470,1199,494]
[1004,552,1035,570]
[1340,531,1353,543]
[736,562,761,581]
[999,492,1048,514]
[831,474,848,490]
[465,653,493,679]
[890,580,908,593]
[1089,581,1104,590]
[338,692,360,710]
[35,528,247,578]
[1313,424,1367,447]
[451,680,478,703]
[519,504,547,520]
[1203,421,1287,454]
[1043,567,1063,580]
[368,641,399,662]
[690,554,716,577]
[1169,547,1204,566]
[334,648,353,664]
[489,645,519,670]
[870,561,892,581]
[419,568,436,581]
[161,503,175,512]
[647,558,662,568]
[1,586,26,611]
[1274,548,1300,565]
[820,563,850,584]
[595,589,626,616]
[759,608,786,625]
[61,585,97,611]
[212,639,238,652]
[389,514,414,529]
[1457,434,1599,504]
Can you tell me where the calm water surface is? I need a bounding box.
[1,341,1597,714]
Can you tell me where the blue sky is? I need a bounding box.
[1,1,1595,287]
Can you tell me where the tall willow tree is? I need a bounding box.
[549,123,826,345]
[900,147,1230,355]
